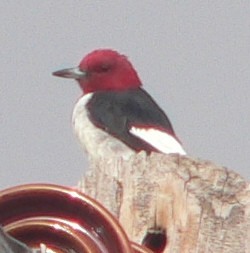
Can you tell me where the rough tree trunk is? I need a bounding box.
[78,153,249,253]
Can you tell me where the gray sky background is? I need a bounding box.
[1,1,249,189]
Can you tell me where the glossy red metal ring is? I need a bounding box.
[0,184,133,252]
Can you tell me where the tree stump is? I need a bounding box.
[78,153,249,253]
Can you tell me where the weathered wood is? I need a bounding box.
[78,153,250,253]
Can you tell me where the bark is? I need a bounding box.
[78,153,250,253]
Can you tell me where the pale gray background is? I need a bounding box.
[1,1,249,189]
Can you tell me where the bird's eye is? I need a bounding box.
[94,63,111,73]
[100,64,111,72]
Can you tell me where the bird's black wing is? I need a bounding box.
[86,88,181,153]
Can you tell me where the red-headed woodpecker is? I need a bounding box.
[53,49,186,159]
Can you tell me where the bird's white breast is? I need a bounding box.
[72,93,135,160]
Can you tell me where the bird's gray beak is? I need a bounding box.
[52,67,87,79]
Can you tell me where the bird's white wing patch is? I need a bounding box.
[130,126,186,155]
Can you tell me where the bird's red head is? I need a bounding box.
[53,49,142,94]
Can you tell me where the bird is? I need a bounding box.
[53,49,186,160]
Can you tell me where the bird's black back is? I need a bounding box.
[86,88,176,152]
